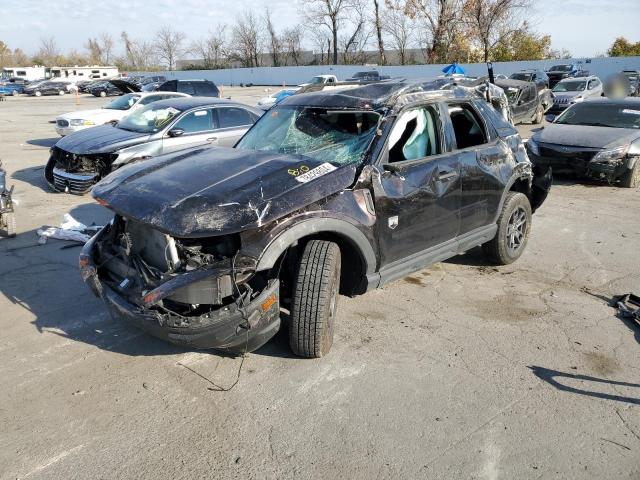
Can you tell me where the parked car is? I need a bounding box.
[509,69,549,91]
[0,83,24,96]
[257,88,299,110]
[528,98,640,187]
[346,70,390,82]
[55,91,190,136]
[299,75,338,87]
[495,79,545,124]
[79,80,551,358]
[137,75,168,91]
[546,64,589,88]
[621,70,640,96]
[150,79,220,97]
[88,80,129,97]
[45,97,262,194]
[548,76,603,114]
[27,81,70,96]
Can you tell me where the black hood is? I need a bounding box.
[109,79,141,94]
[55,124,149,154]
[92,146,358,237]
[533,124,640,149]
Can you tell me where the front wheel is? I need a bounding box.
[99,91,106,98]
[0,212,16,237]
[289,240,341,358]
[533,105,543,124]
[12,90,18,96]
[34,91,41,97]
[483,192,532,265]
[59,90,65,96]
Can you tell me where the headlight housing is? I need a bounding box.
[570,96,584,104]
[70,119,95,126]
[592,145,629,164]
[526,137,540,156]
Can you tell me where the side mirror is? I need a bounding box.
[168,128,185,137]
[544,114,556,123]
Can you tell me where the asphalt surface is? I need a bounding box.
[0,91,639,480]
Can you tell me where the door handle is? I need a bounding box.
[206,137,218,142]
[436,170,458,181]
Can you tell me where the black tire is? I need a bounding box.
[1,212,16,238]
[483,192,532,265]
[619,161,639,188]
[289,240,341,358]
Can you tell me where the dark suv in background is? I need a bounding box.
[80,80,551,359]
[509,69,549,91]
[154,79,220,97]
[546,64,589,88]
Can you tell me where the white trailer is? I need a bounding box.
[50,66,119,82]
[1,66,51,82]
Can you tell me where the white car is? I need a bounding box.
[256,88,299,110]
[55,91,190,136]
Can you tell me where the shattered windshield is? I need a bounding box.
[555,103,640,129]
[504,87,520,103]
[117,103,182,133]
[236,106,381,166]
[553,81,586,92]
[104,93,140,111]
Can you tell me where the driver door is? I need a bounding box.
[373,104,461,268]
[161,108,218,154]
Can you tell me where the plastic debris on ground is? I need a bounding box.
[614,293,640,327]
[37,213,103,244]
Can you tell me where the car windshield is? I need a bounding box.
[553,81,586,92]
[550,65,572,72]
[309,77,325,84]
[117,103,182,133]
[555,103,640,129]
[104,94,140,111]
[511,73,532,81]
[236,106,381,166]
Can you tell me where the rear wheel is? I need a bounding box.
[99,91,106,98]
[533,105,543,124]
[59,90,65,96]
[34,91,41,97]
[289,240,341,358]
[11,90,18,96]
[619,161,640,188]
[483,192,532,265]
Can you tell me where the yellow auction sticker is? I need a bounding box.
[287,165,310,177]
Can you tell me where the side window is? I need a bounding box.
[448,104,488,149]
[138,95,161,106]
[387,107,441,163]
[172,109,213,134]
[217,107,255,128]
[194,82,219,96]
[178,82,196,95]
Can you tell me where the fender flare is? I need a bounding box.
[492,169,533,223]
[254,217,377,275]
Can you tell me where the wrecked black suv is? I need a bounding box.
[80,81,551,358]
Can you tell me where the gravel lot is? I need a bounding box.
[0,91,639,480]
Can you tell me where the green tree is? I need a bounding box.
[607,37,640,57]
[491,24,553,61]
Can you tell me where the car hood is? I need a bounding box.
[57,108,128,122]
[92,146,359,237]
[553,91,583,99]
[55,124,149,154]
[533,124,640,149]
[109,79,140,94]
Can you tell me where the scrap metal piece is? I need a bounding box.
[615,293,640,326]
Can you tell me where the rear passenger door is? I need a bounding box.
[213,106,260,146]
[446,101,505,234]
[161,108,218,154]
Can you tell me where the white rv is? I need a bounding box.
[50,66,119,82]
[1,66,51,82]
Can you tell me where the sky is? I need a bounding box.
[0,0,639,60]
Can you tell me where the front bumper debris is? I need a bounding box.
[51,167,98,194]
[80,227,281,354]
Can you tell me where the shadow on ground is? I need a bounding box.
[12,165,49,192]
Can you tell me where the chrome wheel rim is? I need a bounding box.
[506,207,527,256]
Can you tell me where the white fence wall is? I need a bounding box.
[139,56,640,86]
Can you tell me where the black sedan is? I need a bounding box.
[27,81,70,97]
[527,98,640,187]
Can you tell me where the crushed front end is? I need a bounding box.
[80,215,281,354]
[45,146,116,194]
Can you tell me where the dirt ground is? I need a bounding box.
[0,90,639,480]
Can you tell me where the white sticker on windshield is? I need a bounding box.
[293,162,337,183]
[622,109,640,115]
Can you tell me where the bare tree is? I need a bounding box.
[37,37,60,65]
[339,1,371,65]
[304,0,361,65]
[100,33,114,64]
[402,0,463,63]
[85,38,102,64]
[372,0,386,65]
[120,32,158,69]
[264,9,283,67]
[154,25,186,70]
[463,0,530,62]
[309,28,331,64]
[282,26,305,66]
[231,12,263,67]
[383,1,416,64]
[190,26,228,69]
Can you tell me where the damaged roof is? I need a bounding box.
[280,78,475,110]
